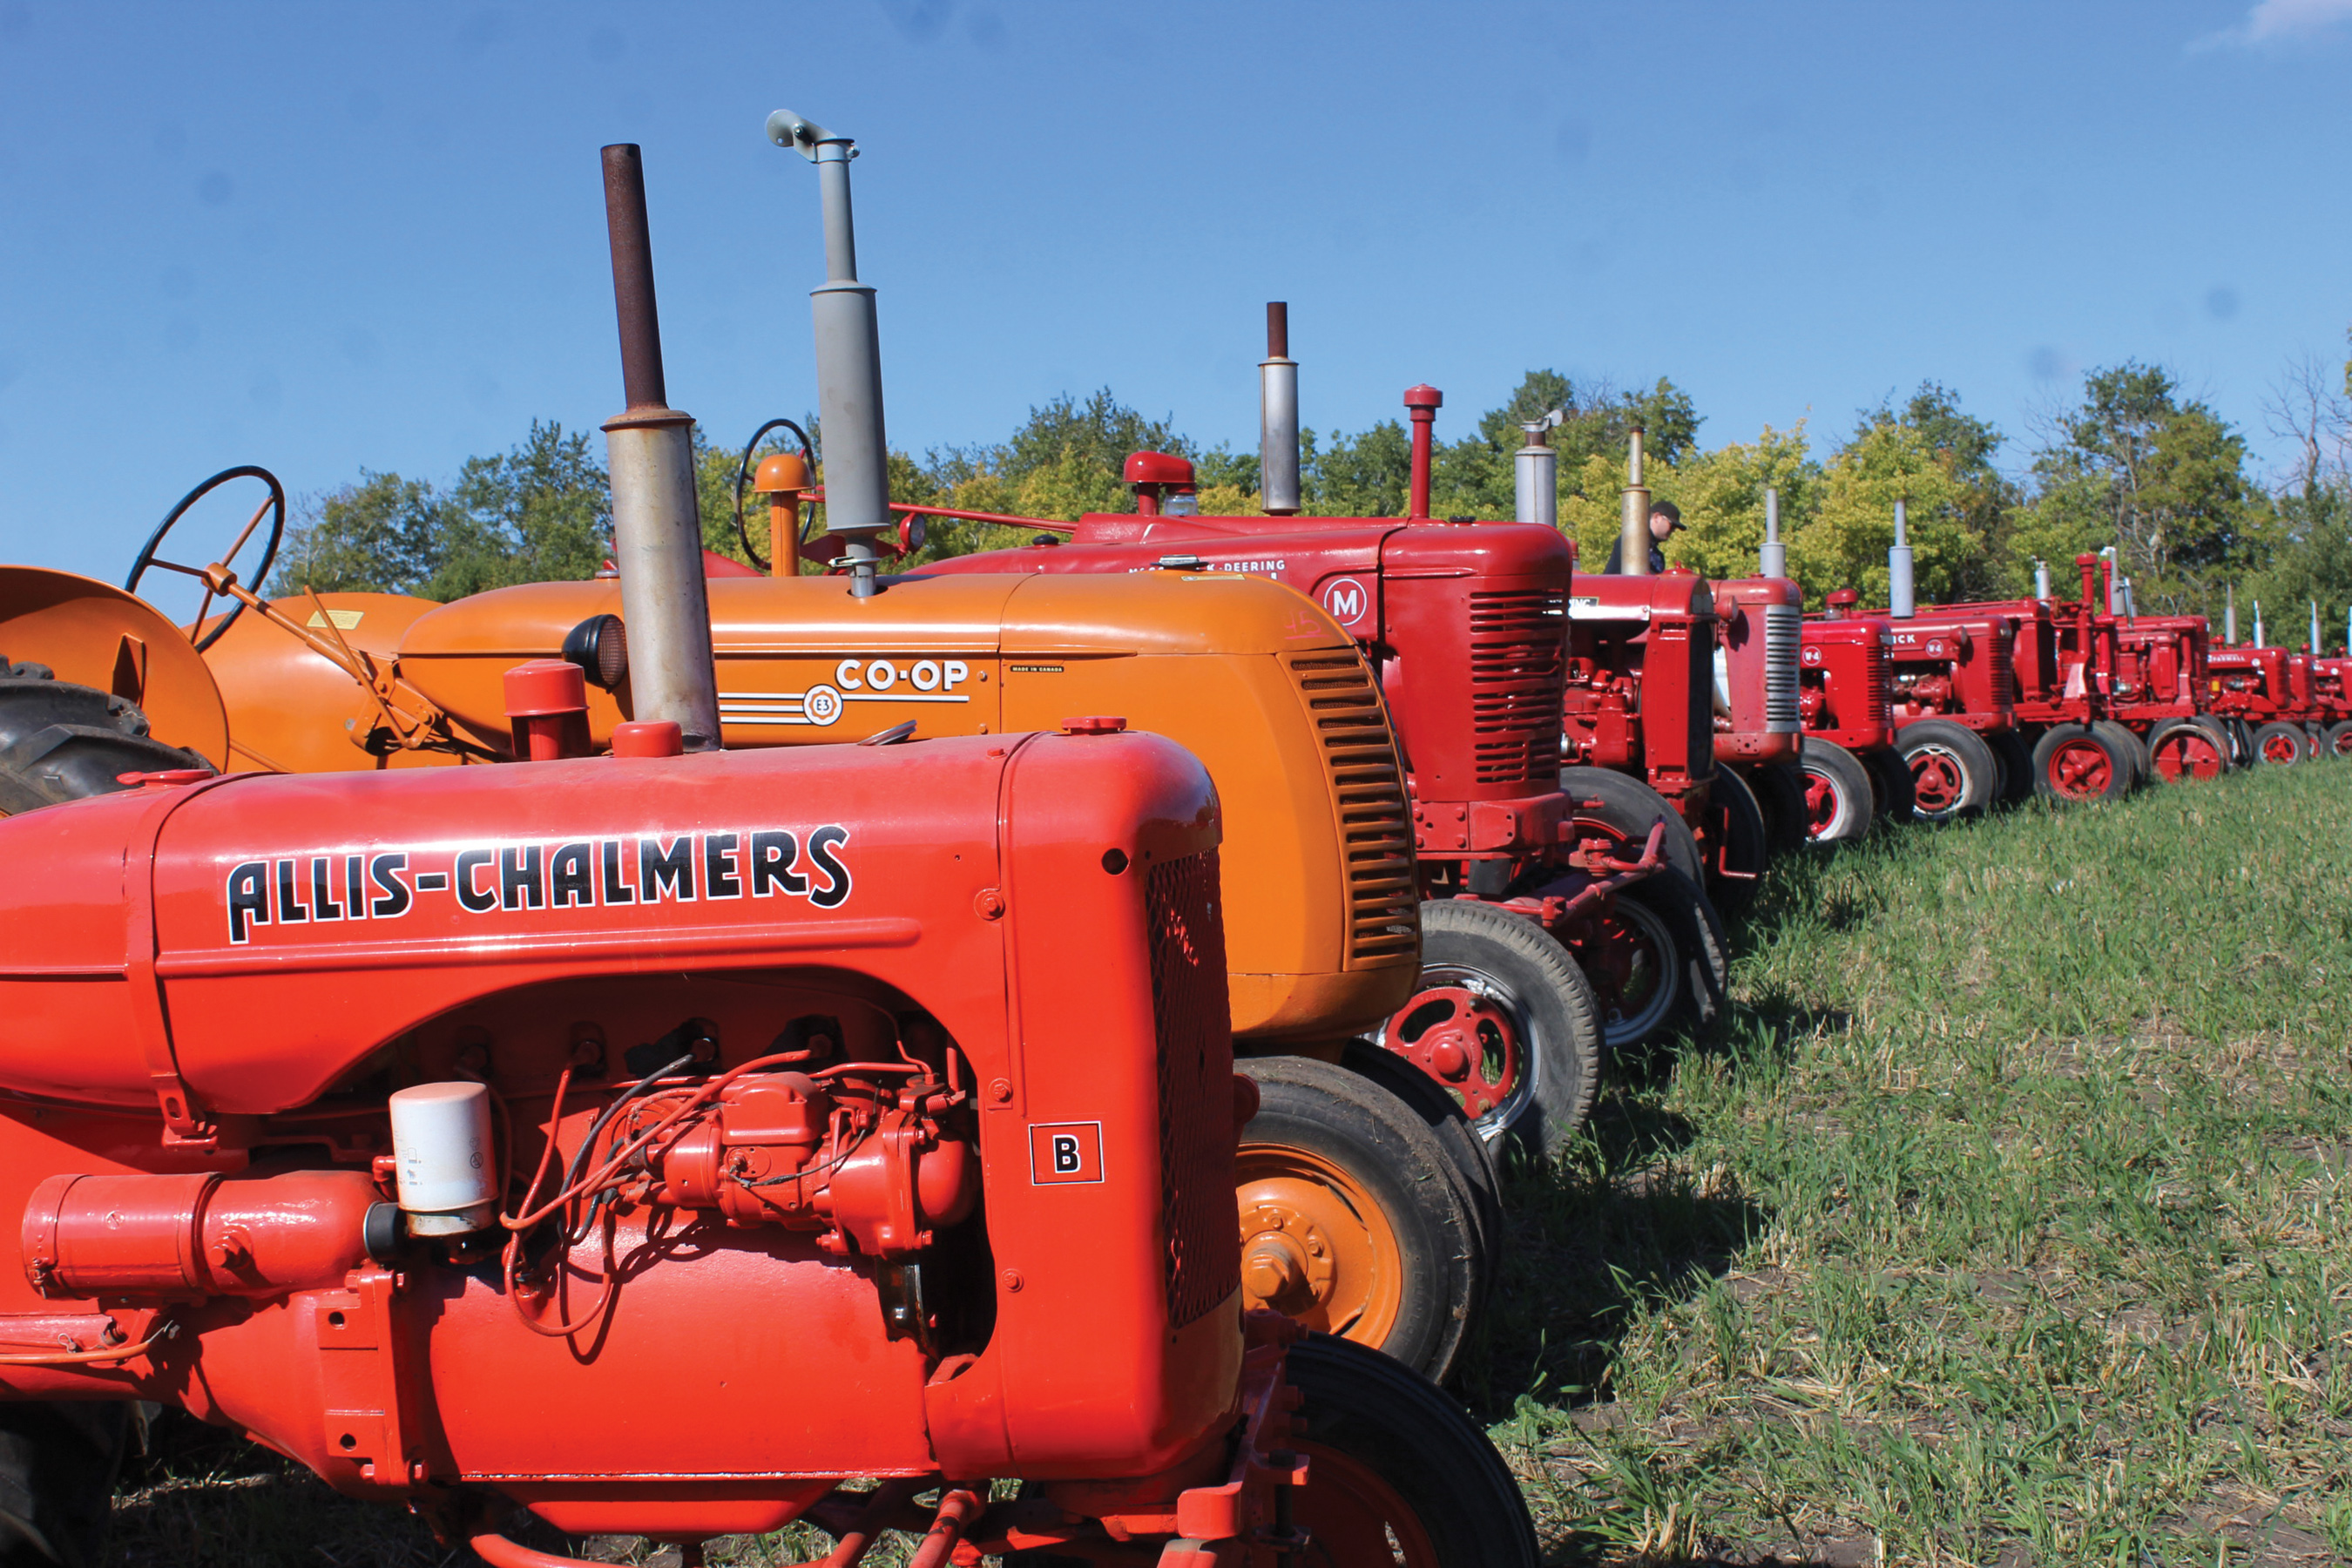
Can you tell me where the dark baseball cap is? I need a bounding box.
[1649,499,1683,530]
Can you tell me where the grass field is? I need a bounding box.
[105,763,2352,1567]
[1464,760,2352,1566]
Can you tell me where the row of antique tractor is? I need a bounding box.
[0,117,2335,1566]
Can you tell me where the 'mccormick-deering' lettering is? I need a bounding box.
[222,825,854,943]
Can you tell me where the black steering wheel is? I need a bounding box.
[125,465,287,652]
[732,418,816,574]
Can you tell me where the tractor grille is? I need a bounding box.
[1468,589,1567,786]
[1145,851,1242,1331]
[1286,652,1418,964]
[1762,604,1801,732]
[1863,638,1889,723]
[1988,632,2015,708]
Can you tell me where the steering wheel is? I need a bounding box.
[125,465,287,652]
[731,418,816,573]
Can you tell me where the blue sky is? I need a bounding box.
[2,0,2348,607]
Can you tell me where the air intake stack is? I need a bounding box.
[1618,428,1651,575]
[1515,409,1565,530]
[1760,487,1787,578]
[2225,583,2237,644]
[1887,497,1915,618]
[2034,558,2051,602]
[598,144,721,752]
[768,110,890,598]
[1259,303,1301,516]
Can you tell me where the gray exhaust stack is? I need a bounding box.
[769,110,889,597]
[2121,578,2138,619]
[1618,428,1652,575]
[2254,600,2265,648]
[1760,487,1786,578]
[1260,303,1301,516]
[1888,497,1915,618]
[598,144,721,752]
[2101,546,2122,614]
[2225,583,2237,643]
[1514,408,1565,530]
[2312,599,2323,654]
[2033,558,2051,601]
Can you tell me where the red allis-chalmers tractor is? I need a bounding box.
[0,128,1537,1568]
[915,321,1730,1097]
[134,139,1512,1382]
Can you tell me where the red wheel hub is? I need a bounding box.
[2261,731,2301,763]
[2044,738,2112,799]
[1380,984,1519,1120]
[1801,769,1839,838]
[2152,729,2224,781]
[2332,728,2352,759]
[1908,747,1964,813]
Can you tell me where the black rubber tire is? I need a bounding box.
[1741,762,1812,855]
[2031,722,2132,802]
[2191,713,2240,768]
[0,670,211,817]
[1339,1039,1503,1303]
[2322,720,2352,760]
[2228,716,2257,767]
[1613,865,1728,1049]
[0,1388,132,1568]
[2252,720,2310,766]
[1989,727,2036,803]
[1397,900,1604,1155]
[2091,720,2150,790]
[1285,1334,1540,1568]
[1864,745,1916,822]
[1798,737,1876,842]
[1701,765,1770,922]
[1240,1058,1483,1384]
[1559,765,1704,885]
[1896,719,1999,823]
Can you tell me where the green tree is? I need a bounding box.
[1662,424,1822,585]
[1790,420,1984,607]
[267,472,450,597]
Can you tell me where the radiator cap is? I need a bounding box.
[1061,715,1127,736]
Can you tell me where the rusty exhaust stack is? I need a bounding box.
[1760,487,1787,578]
[1887,497,1915,618]
[1617,428,1651,574]
[598,144,721,752]
[768,110,889,598]
[1514,409,1564,529]
[1403,386,1441,519]
[1260,303,1301,516]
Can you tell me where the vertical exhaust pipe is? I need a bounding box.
[768,111,889,598]
[2225,582,2237,644]
[2033,558,2051,602]
[2254,600,2265,648]
[1618,428,1651,574]
[1402,386,1441,519]
[598,144,721,753]
[1760,487,1786,578]
[1887,497,1915,618]
[1259,303,1301,516]
[2310,598,2322,654]
[2100,546,2121,614]
[1515,409,1564,529]
[2122,578,2138,619]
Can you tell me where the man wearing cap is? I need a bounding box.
[1604,499,1682,574]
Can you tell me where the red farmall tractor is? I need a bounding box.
[0,129,1537,1568]
[2208,644,2327,764]
[916,316,1733,1085]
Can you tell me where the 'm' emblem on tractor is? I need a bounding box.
[1319,577,1370,627]
[1029,1122,1105,1185]
[223,826,853,943]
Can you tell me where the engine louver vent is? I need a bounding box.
[1469,589,1567,786]
[1285,652,1418,964]
[1989,632,2015,709]
[1144,851,1242,1330]
[1864,637,1889,724]
[1762,604,1801,733]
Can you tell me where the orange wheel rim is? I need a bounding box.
[1289,1440,1442,1565]
[1234,1145,1402,1348]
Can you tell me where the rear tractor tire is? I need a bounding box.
[1797,738,1876,842]
[2148,718,2228,782]
[2323,720,2352,760]
[1989,727,2036,803]
[1380,899,1604,1156]
[1741,761,1813,855]
[1558,765,1705,885]
[1896,720,1999,823]
[1237,1057,1484,1384]
[1281,1334,1541,1568]
[2253,720,2311,766]
[0,665,212,816]
[1338,1040,1502,1298]
[2091,720,2150,790]
[1700,765,1770,922]
[2031,722,2132,803]
[0,1404,133,1568]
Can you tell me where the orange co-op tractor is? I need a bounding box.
[112,138,1508,1382]
[0,128,1536,1568]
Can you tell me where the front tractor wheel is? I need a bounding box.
[1282,1335,1541,1568]
[2148,718,2227,781]
[2323,720,2352,759]
[1896,720,1999,822]
[2031,722,2132,803]
[1381,899,1603,1153]
[1236,1058,1483,1384]
[2254,720,2311,765]
[1797,738,1876,842]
